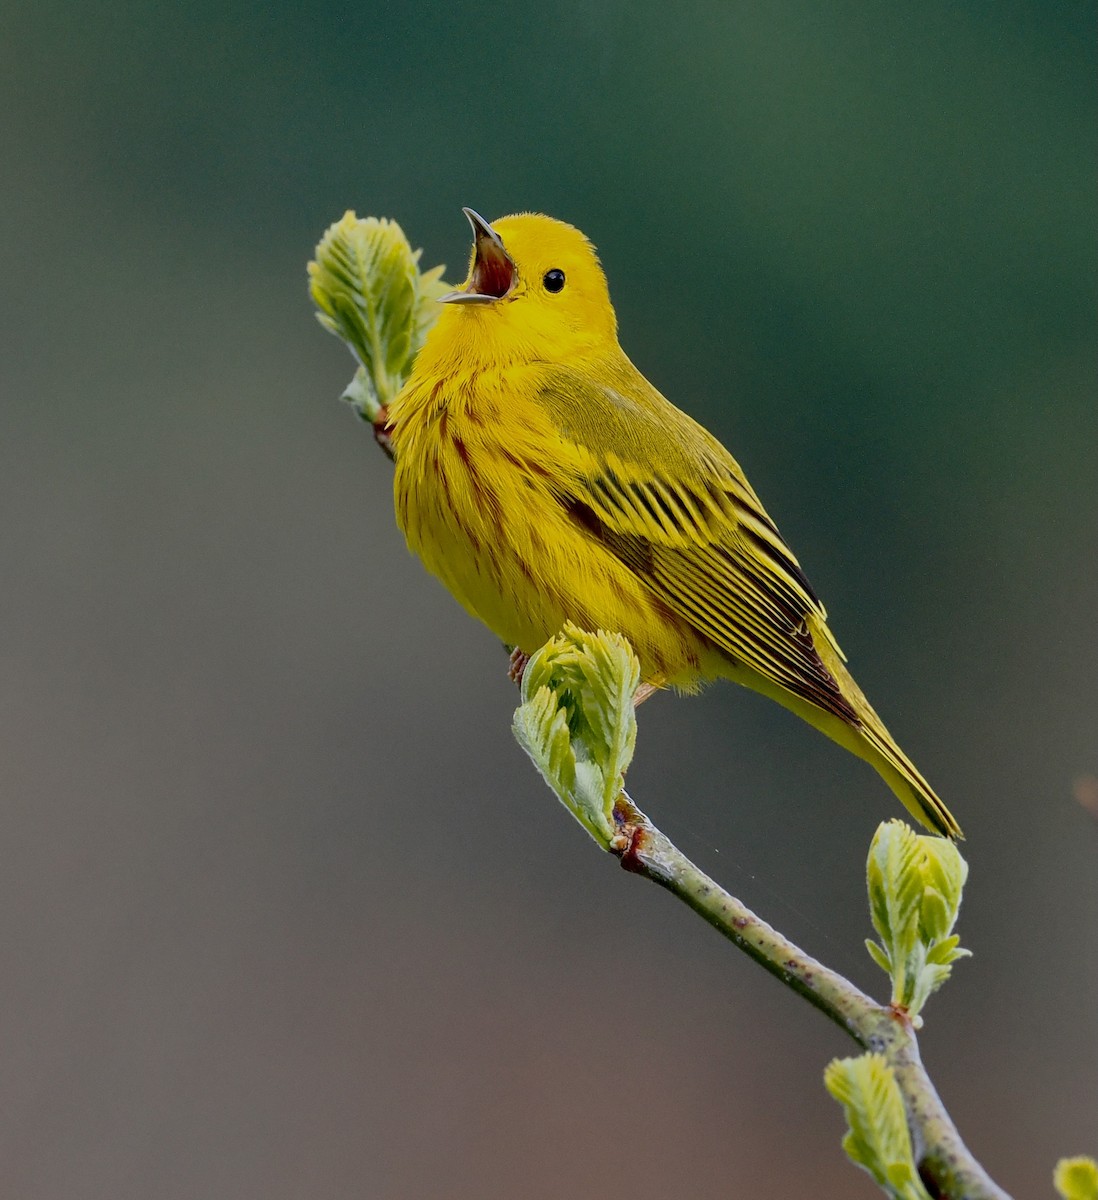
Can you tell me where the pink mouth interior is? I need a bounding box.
[471,241,515,298]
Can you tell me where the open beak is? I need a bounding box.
[438,208,516,304]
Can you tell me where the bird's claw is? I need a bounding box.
[507,647,529,685]
[372,405,395,460]
[634,682,658,707]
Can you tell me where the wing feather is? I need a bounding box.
[538,365,858,722]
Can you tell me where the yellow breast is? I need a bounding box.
[388,363,706,685]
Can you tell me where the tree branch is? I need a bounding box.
[610,792,1010,1200]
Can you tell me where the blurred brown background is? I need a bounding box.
[1,2,1095,1196]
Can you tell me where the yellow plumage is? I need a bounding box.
[388,209,962,839]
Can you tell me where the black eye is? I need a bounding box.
[543,268,565,293]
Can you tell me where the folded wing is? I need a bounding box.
[537,365,860,724]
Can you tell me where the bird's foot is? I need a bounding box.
[372,405,394,460]
[634,682,659,707]
[507,647,530,685]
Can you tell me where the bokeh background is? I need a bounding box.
[2,3,1095,1196]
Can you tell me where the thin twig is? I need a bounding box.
[610,793,1012,1200]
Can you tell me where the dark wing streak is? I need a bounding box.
[647,544,856,719]
[559,502,807,690]
[533,367,853,721]
[560,475,857,723]
[738,527,819,607]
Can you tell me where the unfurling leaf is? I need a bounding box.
[308,213,449,418]
[918,835,969,941]
[513,625,640,846]
[824,1053,931,1200]
[865,821,971,1018]
[1055,1156,1098,1200]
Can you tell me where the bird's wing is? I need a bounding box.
[536,364,858,721]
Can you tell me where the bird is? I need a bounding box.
[386,208,962,839]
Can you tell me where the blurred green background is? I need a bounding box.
[2,2,1095,1196]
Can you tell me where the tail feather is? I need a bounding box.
[711,613,964,838]
[857,719,963,840]
[815,627,963,840]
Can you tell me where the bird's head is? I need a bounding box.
[434,209,617,362]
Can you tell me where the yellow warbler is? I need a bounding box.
[388,209,961,839]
